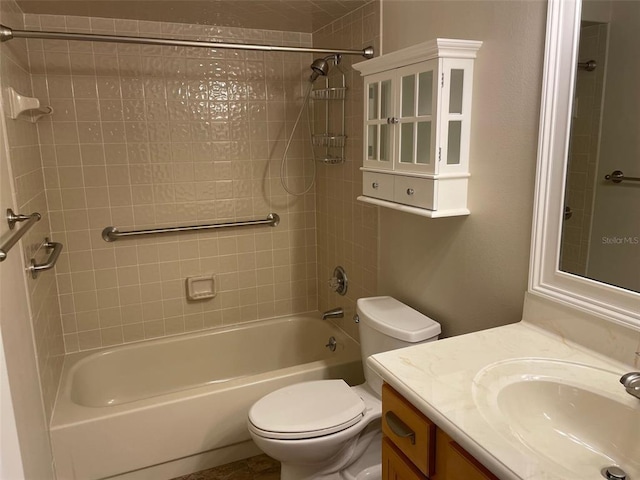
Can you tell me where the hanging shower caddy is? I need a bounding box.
[310,61,347,165]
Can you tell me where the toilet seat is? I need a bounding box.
[248,379,365,440]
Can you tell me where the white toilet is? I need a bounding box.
[247,296,441,480]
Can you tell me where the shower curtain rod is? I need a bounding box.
[0,24,374,58]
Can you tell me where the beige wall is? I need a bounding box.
[0,0,58,476]
[26,14,320,352]
[378,1,547,337]
[313,2,380,340]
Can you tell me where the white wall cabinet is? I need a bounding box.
[354,39,481,217]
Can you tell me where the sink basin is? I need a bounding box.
[473,358,640,479]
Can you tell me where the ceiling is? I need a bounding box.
[15,0,369,33]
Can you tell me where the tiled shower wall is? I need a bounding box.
[313,2,380,341]
[0,0,64,419]
[26,14,319,352]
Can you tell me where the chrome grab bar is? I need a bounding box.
[604,170,640,184]
[0,209,41,262]
[102,213,280,242]
[28,238,63,279]
[7,208,36,229]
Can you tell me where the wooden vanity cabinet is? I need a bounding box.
[382,383,498,480]
[382,437,428,480]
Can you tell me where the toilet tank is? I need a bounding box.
[356,296,441,396]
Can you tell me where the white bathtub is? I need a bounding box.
[50,314,363,480]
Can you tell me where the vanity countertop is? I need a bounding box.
[368,321,637,480]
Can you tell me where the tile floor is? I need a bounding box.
[172,455,280,480]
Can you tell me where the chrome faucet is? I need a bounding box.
[322,307,344,320]
[620,372,640,400]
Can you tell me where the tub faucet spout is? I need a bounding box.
[322,308,344,320]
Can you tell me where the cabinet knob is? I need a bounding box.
[406,188,414,196]
[372,182,379,189]
[387,117,399,124]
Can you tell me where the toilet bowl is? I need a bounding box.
[248,296,441,480]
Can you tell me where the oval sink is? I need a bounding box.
[473,358,640,479]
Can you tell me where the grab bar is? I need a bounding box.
[0,209,41,262]
[604,170,640,184]
[28,238,63,279]
[102,213,280,242]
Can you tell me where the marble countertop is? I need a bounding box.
[368,321,635,480]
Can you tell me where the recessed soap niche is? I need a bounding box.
[186,274,217,301]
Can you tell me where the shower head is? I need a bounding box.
[309,54,340,82]
[310,57,330,79]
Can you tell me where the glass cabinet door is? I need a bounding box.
[395,60,438,174]
[438,58,471,174]
[364,73,394,169]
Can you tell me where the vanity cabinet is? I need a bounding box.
[382,383,498,480]
[353,39,481,217]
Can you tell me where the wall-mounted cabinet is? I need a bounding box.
[353,39,481,217]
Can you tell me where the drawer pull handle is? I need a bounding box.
[385,411,416,445]
[406,188,415,196]
[387,117,399,124]
[372,182,379,189]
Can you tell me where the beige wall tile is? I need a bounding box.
[34,16,317,353]
[11,5,380,364]
[1,0,64,427]
[312,1,380,341]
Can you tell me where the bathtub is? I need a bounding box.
[50,313,363,480]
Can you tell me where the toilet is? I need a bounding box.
[247,296,441,480]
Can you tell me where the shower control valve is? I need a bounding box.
[328,266,348,296]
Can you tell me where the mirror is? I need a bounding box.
[559,1,640,294]
[530,0,640,328]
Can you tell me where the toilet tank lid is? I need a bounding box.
[357,296,441,342]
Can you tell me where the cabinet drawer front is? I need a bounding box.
[363,172,394,201]
[382,437,428,480]
[393,176,435,209]
[382,384,435,477]
[445,441,499,480]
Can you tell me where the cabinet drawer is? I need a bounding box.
[363,172,394,201]
[382,384,435,477]
[445,440,499,480]
[382,437,427,480]
[393,176,435,210]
